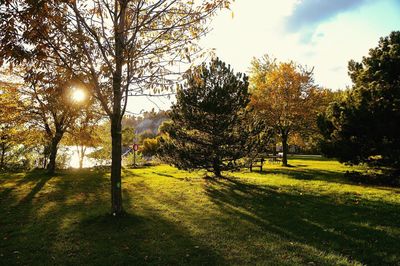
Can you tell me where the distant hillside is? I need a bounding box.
[122,109,169,135]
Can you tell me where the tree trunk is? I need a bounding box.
[78,146,86,169]
[111,115,123,215]
[43,145,50,169]
[272,139,277,156]
[0,144,6,169]
[213,167,221,177]
[47,133,63,174]
[281,132,289,167]
[213,157,221,177]
[109,1,127,216]
[79,157,84,169]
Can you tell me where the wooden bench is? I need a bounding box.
[249,157,265,172]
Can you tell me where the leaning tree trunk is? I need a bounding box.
[47,132,63,174]
[281,132,289,167]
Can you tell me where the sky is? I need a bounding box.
[127,0,400,114]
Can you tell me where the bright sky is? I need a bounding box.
[127,0,400,114]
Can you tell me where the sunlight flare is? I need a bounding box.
[71,88,86,102]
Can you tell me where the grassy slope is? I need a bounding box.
[1,157,399,265]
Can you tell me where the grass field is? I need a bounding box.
[1,156,400,265]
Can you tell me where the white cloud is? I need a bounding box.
[126,0,400,113]
[198,0,400,90]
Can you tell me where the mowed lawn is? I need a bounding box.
[1,157,400,265]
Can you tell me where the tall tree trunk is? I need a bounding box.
[109,1,126,216]
[47,132,63,174]
[281,131,289,167]
[111,115,123,215]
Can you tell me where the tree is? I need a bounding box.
[250,57,324,166]
[158,58,251,177]
[142,137,160,157]
[64,109,103,169]
[0,0,230,215]
[86,122,137,165]
[318,31,400,171]
[87,122,112,166]
[122,126,136,147]
[138,130,157,144]
[288,88,338,154]
[21,65,89,174]
[0,80,25,169]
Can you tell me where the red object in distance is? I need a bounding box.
[133,144,139,151]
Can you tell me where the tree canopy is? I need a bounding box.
[318,31,400,171]
[249,57,324,166]
[0,79,26,169]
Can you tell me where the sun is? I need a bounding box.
[71,88,86,102]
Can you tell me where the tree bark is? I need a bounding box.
[47,132,63,174]
[111,115,123,215]
[281,132,289,167]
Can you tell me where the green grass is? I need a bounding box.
[1,157,400,265]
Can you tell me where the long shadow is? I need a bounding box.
[260,166,358,186]
[153,171,174,178]
[17,173,53,205]
[0,170,47,198]
[0,169,110,265]
[0,170,55,217]
[205,176,400,265]
[70,209,224,265]
[263,166,400,190]
[0,169,225,265]
[288,155,332,161]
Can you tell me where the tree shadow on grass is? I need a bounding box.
[0,169,224,265]
[0,169,109,265]
[261,167,355,185]
[71,211,224,265]
[289,155,332,161]
[204,176,400,265]
[1,170,56,222]
[152,171,174,178]
[17,172,54,205]
[262,166,400,190]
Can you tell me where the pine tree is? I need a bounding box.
[159,58,251,177]
[318,31,400,171]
